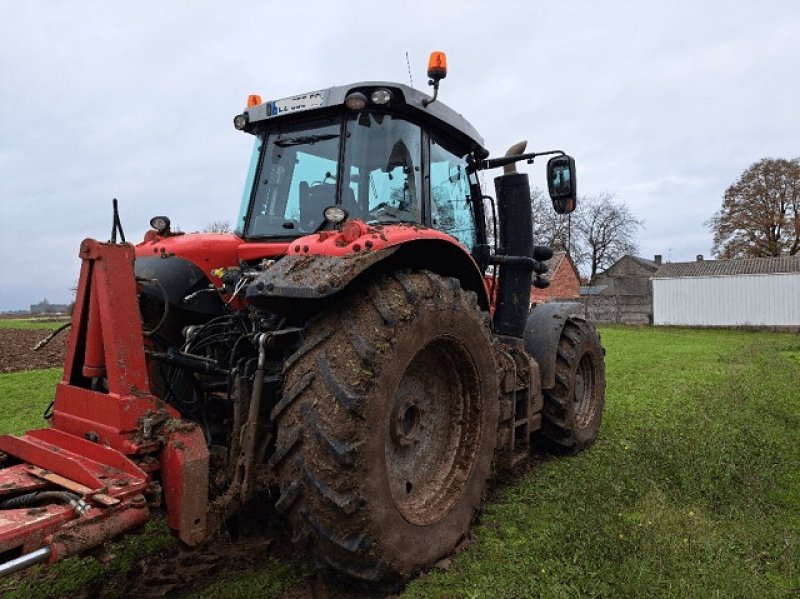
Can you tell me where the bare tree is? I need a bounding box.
[531,189,641,280]
[531,188,570,251]
[573,192,642,281]
[204,220,233,234]
[708,158,800,258]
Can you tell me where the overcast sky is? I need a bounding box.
[1,1,798,310]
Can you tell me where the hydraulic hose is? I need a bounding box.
[32,322,72,351]
[0,491,89,515]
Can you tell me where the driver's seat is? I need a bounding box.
[300,182,335,230]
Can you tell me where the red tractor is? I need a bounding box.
[0,53,604,585]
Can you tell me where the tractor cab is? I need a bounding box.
[233,81,488,250]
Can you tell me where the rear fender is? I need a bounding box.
[523,302,584,389]
[245,239,489,312]
[246,245,398,302]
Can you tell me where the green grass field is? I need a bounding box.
[0,368,61,434]
[0,318,70,330]
[405,327,800,598]
[0,326,797,598]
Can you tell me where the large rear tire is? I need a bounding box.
[541,318,605,453]
[270,271,498,584]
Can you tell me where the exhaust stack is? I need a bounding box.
[493,142,534,338]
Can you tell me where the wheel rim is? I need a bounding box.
[384,336,482,526]
[574,351,598,428]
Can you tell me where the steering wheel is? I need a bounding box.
[367,203,401,223]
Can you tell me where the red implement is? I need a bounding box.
[0,240,208,573]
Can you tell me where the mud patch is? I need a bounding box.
[60,510,387,599]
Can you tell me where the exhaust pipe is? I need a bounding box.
[502,140,528,174]
[492,141,534,338]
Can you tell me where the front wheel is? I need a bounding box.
[540,318,605,453]
[270,271,498,584]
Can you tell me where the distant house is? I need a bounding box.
[579,255,662,324]
[530,251,581,305]
[30,300,70,315]
[652,255,800,327]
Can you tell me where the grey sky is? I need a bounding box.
[1,1,798,310]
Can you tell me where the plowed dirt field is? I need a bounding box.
[0,328,66,372]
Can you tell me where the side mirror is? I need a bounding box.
[547,155,577,214]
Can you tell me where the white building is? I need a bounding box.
[652,255,800,327]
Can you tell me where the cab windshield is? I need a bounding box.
[238,113,423,238]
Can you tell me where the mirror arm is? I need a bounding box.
[468,149,566,172]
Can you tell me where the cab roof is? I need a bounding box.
[242,81,486,154]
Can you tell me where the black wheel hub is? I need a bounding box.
[384,337,482,525]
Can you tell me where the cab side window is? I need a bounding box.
[429,138,476,248]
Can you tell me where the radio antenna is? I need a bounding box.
[405,51,414,88]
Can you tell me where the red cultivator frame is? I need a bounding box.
[0,239,208,575]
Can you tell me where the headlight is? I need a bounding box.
[149,215,171,234]
[344,92,368,111]
[370,88,392,105]
[233,113,249,130]
[323,205,348,224]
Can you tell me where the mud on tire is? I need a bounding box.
[541,318,605,453]
[270,271,498,584]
